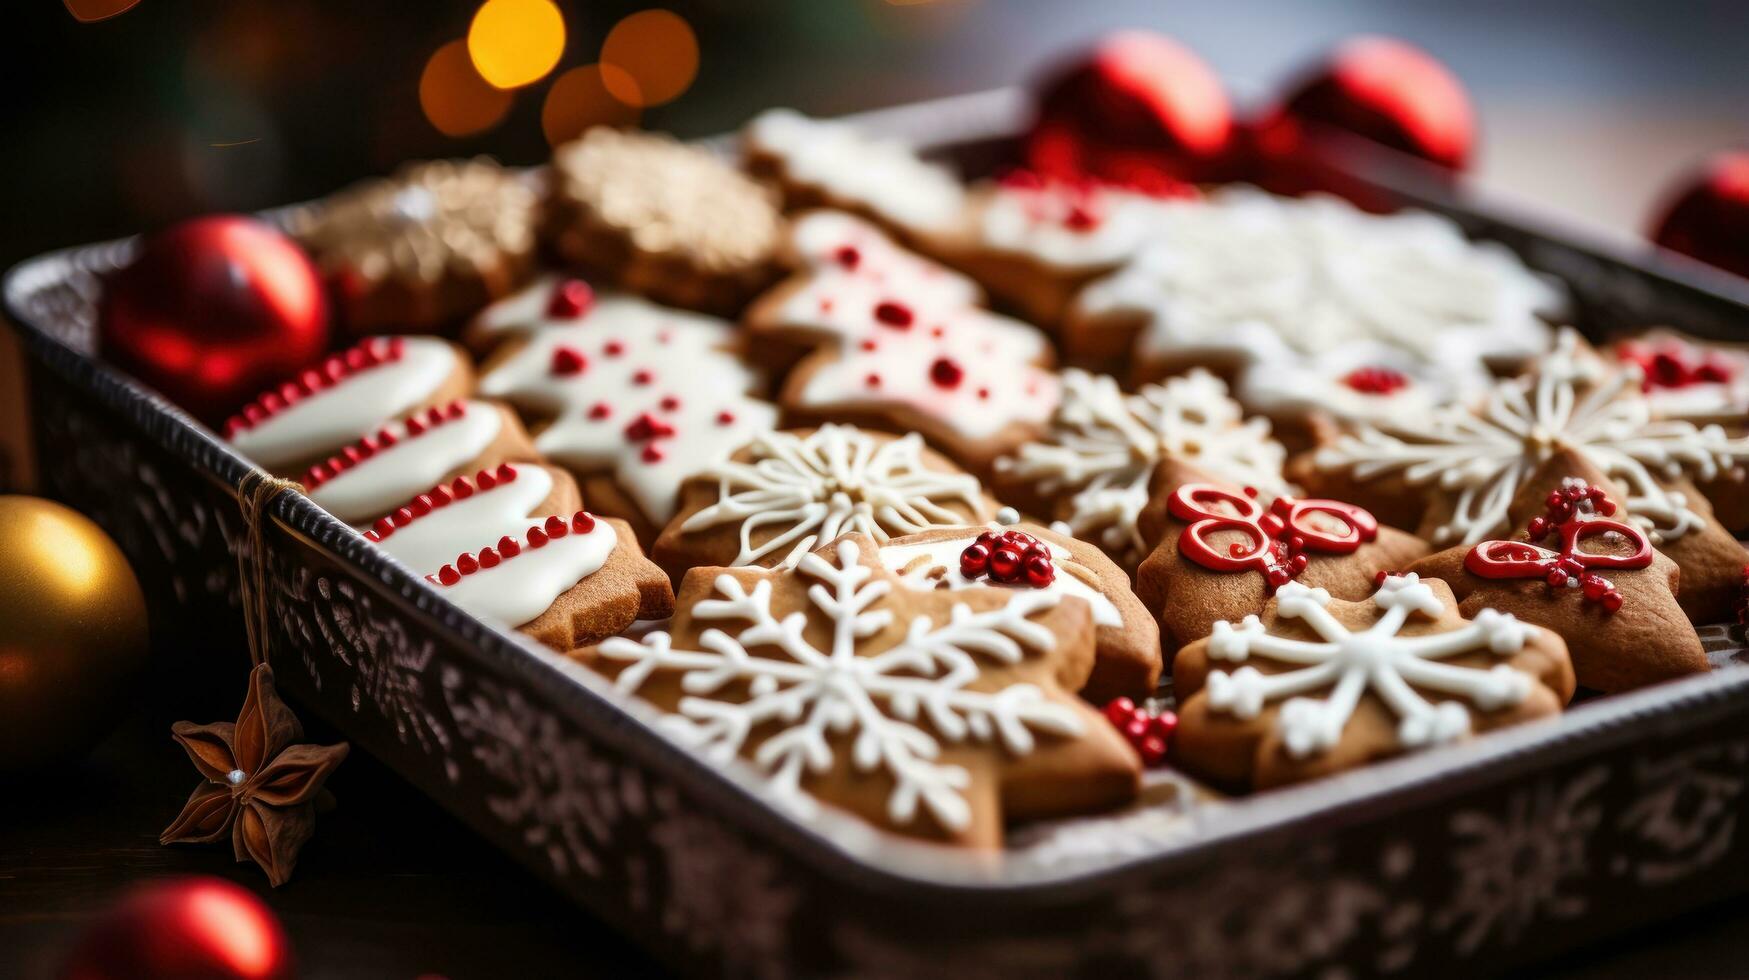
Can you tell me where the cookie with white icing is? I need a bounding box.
[742,110,966,239]
[652,424,995,580]
[879,522,1161,702]
[746,216,1060,478]
[475,303,780,542]
[991,368,1291,572]
[577,534,1139,847]
[1173,572,1573,791]
[361,461,582,576]
[1612,329,1749,533]
[224,336,474,473]
[1407,451,1708,693]
[1300,330,1749,624]
[1067,187,1562,385]
[1134,459,1430,659]
[915,169,1195,338]
[292,158,539,334]
[425,510,672,651]
[546,128,784,316]
[298,399,540,525]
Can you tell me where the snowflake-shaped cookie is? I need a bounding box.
[662,424,990,569]
[1312,329,1749,546]
[1175,574,1572,788]
[994,368,1290,568]
[590,535,1138,846]
[1075,187,1560,374]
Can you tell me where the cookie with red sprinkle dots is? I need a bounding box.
[359,462,583,577]
[877,521,1161,702]
[425,511,672,651]
[1407,451,1707,693]
[1134,459,1428,660]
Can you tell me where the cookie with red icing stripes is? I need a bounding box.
[745,211,1059,478]
[224,336,474,474]
[297,399,540,526]
[360,461,582,576]
[1407,450,1707,693]
[424,510,672,651]
[1134,459,1428,659]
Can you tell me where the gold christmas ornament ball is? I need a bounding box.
[0,496,149,773]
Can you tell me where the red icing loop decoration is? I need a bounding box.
[1168,484,1379,589]
[1463,482,1650,613]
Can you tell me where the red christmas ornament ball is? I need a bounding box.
[1650,151,1749,280]
[1027,30,1236,184]
[61,877,292,980]
[1257,35,1475,172]
[100,215,329,425]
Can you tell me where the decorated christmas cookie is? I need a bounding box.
[1613,330,1749,533]
[424,511,672,651]
[992,369,1290,572]
[742,110,966,238]
[744,208,1059,474]
[1304,330,1749,623]
[298,399,540,525]
[224,336,473,473]
[1407,452,1709,692]
[579,534,1139,847]
[546,128,784,316]
[476,304,780,541]
[292,158,538,334]
[1069,187,1561,383]
[916,169,1195,337]
[361,462,582,576]
[1173,572,1574,790]
[1233,333,1490,443]
[1134,459,1429,657]
[652,424,994,579]
[879,521,1162,702]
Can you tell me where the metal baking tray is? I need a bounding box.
[9,89,1749,978]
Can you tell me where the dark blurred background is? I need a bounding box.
[3,0,1745,273]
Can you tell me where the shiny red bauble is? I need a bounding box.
[1026,30,1236,185]
[61,877,293,980]
[1256,35,1475,172]
[1650,151,1749,280]
[99,215,330,425]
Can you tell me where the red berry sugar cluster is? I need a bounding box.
[223,336,406,438]
[959,528,1056,588]
[1619,341,1735,391]
[363,462,522,542]
[301,400,468,489]
[1340,365,1409,395]
[1103,697,1177,767]
[425,511,598,587]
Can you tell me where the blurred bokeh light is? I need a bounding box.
[467,0,566,89]
[63,0,142,23]
[543,64,643,146]
[600,9,699,108]
[422,39,515,136]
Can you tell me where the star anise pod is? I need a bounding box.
[161,663,349,886]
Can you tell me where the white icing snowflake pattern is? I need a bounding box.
[995,368,1289,566]
[1315,329,1749,546]
[1078,187,1560,372]
[596,539,1083,833]
[679,425,985,568]
[1204,574,1535,757]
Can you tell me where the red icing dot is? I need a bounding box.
[438,564,460,585]
[977,387,991,400]
[865,373,882,388]
[572,511,596,533]
[859,339,878,352]
[546,278,595,319]
[604,340,625,357]
[550,345,588,376]
[715,410,736,426]
[624,412,676,442]
[929,357,964,389]
[498,535,521,557]
[1063,202,1102,231]
[642,443,665,463]
[873,301,914,329]
[1342,366,1410,395]
[588,402,612,420]
[834,245,861,270]
[544,515,568,538]
[632,369,654,385]
[660,395,681,412]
